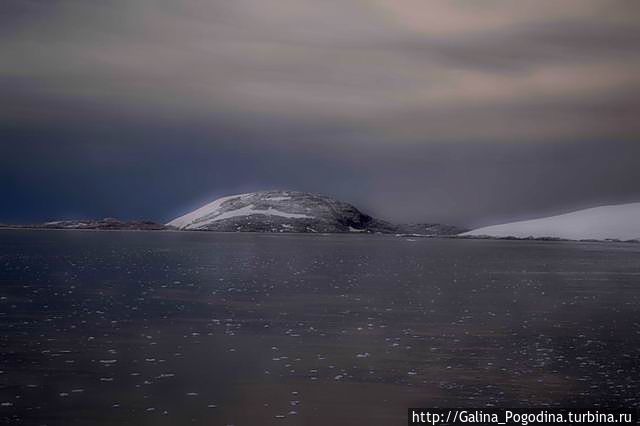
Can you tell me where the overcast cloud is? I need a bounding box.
[1,0,639,226]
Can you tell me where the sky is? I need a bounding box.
[1,0,639,227]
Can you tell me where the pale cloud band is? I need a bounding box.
[2,0,639,143]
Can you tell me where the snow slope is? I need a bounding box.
[462,202,640,241]
[167,193,314,230]
[167,194,241,229]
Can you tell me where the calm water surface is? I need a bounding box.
[0,230,639,425]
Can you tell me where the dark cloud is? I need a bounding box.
[1,0,639,226]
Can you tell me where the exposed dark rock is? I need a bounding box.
[393,223,468,236]
[14,218,167,230]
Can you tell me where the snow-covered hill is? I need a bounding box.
[167,190,396,233]
[462,202,640,241]
[167,190,465,235]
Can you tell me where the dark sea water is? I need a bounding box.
[0,230,639,425]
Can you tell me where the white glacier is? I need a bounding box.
[462,202,640,241]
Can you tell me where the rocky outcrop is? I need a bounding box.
[33,218,166,230]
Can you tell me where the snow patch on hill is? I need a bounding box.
[167,194,242,229]
[187,204,313,229]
